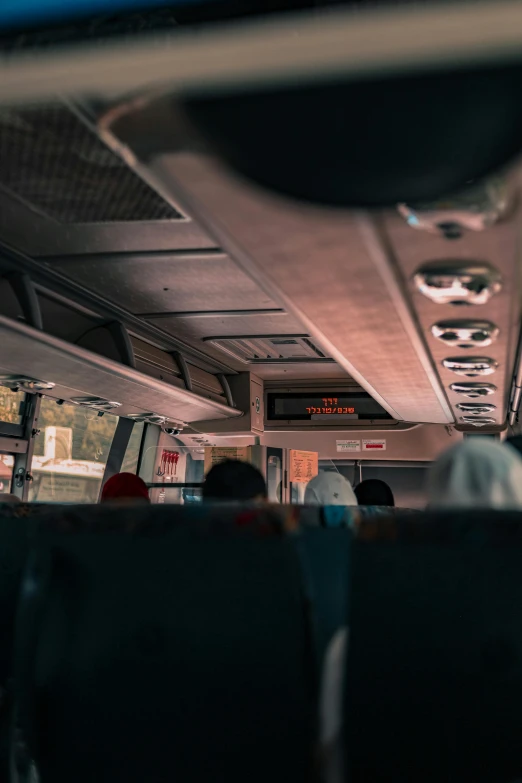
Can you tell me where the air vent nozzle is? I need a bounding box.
[449,382,497,398]
[456,402,496,415]
[442,357,498,377]
[413,262,502,305]
[431,320,499,349]
[460,416,497,426]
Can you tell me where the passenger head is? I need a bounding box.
[427,438,522,509]
[0,493,20,504]
[202,460,268,503]
[304,471,358,506]
[354,479,395,507]
[100,473,150,505]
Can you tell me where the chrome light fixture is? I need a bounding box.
[442,357,498,376]
[455,402,496,415]
[413,262,502,305]
[431,320,499,349]
[449,382,497,398]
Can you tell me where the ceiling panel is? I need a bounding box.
[0,190,216,256]
[149,310,303,341]
[46,252,279,314]
[152,152,453,423]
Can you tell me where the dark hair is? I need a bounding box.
[202,460,267,502]
[101,472,150,503]
[506,436,522,459]
[354,479,394,507]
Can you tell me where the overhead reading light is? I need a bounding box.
[431,320,499,349]
[456,402,496,415]
[442,357,498,377]
[460,416,496,426]
[413,262,502,305]
[0,374,55,391]
[449,382,497,398]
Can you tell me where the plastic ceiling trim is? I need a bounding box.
[0,315,241,423]
[357,214,453,424]
[1,1,522,104]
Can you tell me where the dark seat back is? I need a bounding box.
[346,511,522,783]
[296,526,351,662]
[16,505,317,783]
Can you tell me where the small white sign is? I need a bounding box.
[336,440,361,453]
[362,439,386,452]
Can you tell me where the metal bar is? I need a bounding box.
[146,482,203,489]
[3,271,43,330]
[22,393,41,501]
[0,242,236,376]
[171,351,193,392]
[0,435,27,454]
[98,416,135,500]
[135,421,148,478]
[41,248,225,264]
[139,308,286,320]
[511,385,522,414]
[217,374,235,409]
[12,393,40,500]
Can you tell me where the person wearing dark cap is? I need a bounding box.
[354,479,395,507]
[100,472,150,505]
[202,459,267,503]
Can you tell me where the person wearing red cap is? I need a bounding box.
[100,472,150,505]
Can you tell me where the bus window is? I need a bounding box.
[28,398,118,503]
[0,387,27,436]
[0,454,14,493]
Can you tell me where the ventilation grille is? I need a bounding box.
[204,335,333,364]
[0,105,182,223]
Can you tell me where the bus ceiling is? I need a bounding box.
[0,1,520,433]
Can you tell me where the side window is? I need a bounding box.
[0,387,27,436]
[0,454,14,493]
[28,398,119,503]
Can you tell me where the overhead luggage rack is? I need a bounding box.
[0,315,241,424]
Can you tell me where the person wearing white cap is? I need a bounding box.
[427,437,522,509]
[304,471,358,506]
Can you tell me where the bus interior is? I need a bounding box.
[1,1,521,505]
[0,1,522,781]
